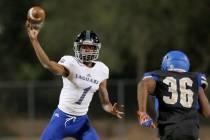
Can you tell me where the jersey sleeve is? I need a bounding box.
[143,71,158,97]
[143,71,158,81]
[143,72,159,112]
[197,73,208,90]
[102,63,109,80]
[98,62,109,80]
[58,55,74,71]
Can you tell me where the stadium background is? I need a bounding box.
[0,0,209,140]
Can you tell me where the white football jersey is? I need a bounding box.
[58,55,109,116]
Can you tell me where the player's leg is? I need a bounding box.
[160,130,198,140]
[159,130,172,140]
[40,108,65,140]
[172,122,199,140]
[170,130,198,140]
[159,126,175,140]
[159,127,198,140]
[80,127,99,140]
[74,117,99,140]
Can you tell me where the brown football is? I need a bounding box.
[27,6,45,24]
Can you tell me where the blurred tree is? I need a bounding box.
[0,0,45,80]
[114,0,210,79]
[0,0,209,81]
[0,0,209,125]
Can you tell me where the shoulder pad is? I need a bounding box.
[143,71,159,81]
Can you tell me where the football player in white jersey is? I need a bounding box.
[26,21,124,140]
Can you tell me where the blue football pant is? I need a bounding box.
[40,108,99,140]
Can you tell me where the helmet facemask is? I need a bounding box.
[73,30,101,63]
[73,42,101,62]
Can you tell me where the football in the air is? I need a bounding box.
[27,6,45,28]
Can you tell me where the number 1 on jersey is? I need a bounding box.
[75,86,92,105]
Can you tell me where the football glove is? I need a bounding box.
[137,111,156,128]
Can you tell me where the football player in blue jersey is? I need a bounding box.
[26,20,124,140]
[137,50,210,140]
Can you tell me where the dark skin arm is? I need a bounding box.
[26,21,69,77]
[137,78,156,112]
[137,78,210,118]
[198,87,210,118]
[98,80,124,119]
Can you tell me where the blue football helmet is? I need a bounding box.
[161,51,190,72]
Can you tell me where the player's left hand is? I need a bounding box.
[137,111,156,128]
[26,20,40,40]
[103,103,124,119]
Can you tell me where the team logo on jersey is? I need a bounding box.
[54,113,60,118]
[76,74,99,84]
